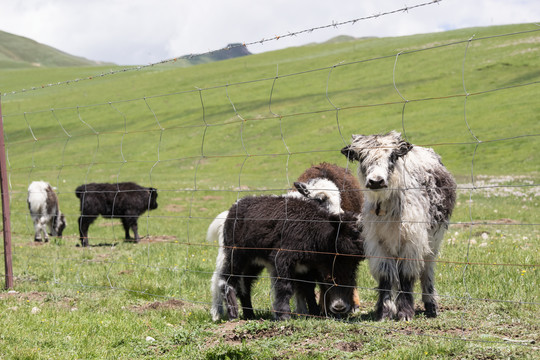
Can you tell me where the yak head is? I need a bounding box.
[147,187,159,210]
[53,212,66,237]
[292,178,343,215]
[318,212,364,318]
[341,131,412,201]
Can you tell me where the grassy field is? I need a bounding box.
[0,23,538,359]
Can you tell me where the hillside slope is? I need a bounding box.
[1,23,538,178]
[0,30,109,68]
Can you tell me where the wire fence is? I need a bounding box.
[0,2,539,348]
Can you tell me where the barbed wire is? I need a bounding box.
[1,0,444,97]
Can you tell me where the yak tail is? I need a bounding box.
[74,185,86,199]
[206,210,228,245]
[209,210,231,321]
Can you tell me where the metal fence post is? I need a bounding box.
[0,96,13,289]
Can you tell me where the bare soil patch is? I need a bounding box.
[0,291,48,302]
[130,299,188,313]
[201,195,224,201]
[452,218,520,229]
[165,204,186,213]
[336,341,363,352]
[138,235,177,243]
[210,320,296,345]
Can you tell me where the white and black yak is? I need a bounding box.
[75,182,158,247]
[341,131,456,320]
[27,181,66,242]
[210,195,364,321]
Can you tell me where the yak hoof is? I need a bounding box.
[397,308,415,321]
[274,312,291,321]
[424,302,438,318]
[376,299,397,321]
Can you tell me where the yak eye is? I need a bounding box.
[389,151,398,164]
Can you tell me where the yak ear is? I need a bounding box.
[293,182,310,197]
[341,145,360,162]
[148,188,158,198]
[396,141,413,157]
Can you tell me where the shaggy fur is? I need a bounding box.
[27,181,66,242]
[75,182,158,246]
[341,131,456,320]
[210,195,364,321]
[295,162,363,213]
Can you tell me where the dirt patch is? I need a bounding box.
[488,218,520,225]
[210,320,297,345]
[21,240,50,246]
[165,204,186,213]
[452,218,520,228]
[130,299,188,313]
[98,221,120,227]
[138,235,178,243]
[336,341,363,352]
[0,291,78,310]
[0,291,48,302]
[212,320,246,341]
[202,195,224,201]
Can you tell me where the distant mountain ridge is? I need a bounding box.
[171,43,252,67]
[0,30,362,69]
[0,30,110,68]
[0,30,253,69]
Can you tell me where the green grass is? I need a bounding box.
[0,23,539,358]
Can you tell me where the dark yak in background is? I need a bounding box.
[75,182,158,246]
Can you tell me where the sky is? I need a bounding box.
[1,0,539,65]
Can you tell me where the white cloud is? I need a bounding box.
[1,0,539,65]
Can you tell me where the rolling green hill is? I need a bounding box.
[1,23,538,179]
[0,30,110,68]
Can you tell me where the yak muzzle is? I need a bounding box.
[366,177,387,190]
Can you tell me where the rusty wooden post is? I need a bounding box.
[0,96,13,289]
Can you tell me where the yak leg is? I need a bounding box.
[33,219,45,242]
[373,257,398,320]
[396,272,415,321]
[121,217,139,242]
[223,282,239,320]
[272,276,295,320]
[295,280,319,316]
[293,269,319,316]
[217,271,241,320]
[78,215,97,247]
[420,255,439,318]
[236,264,264,320]
[375,275,395,320]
